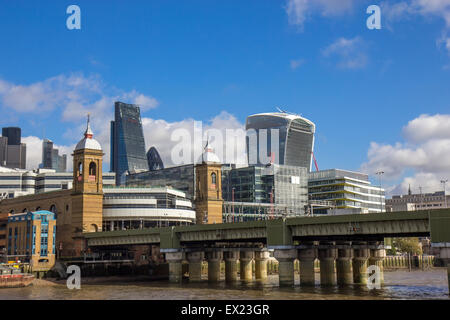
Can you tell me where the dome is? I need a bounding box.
[74,114,102,151]
[197,148,221,164]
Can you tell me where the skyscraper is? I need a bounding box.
[147,146,164,171]
[41,139,67,172]
[2,127,21,146]
[245,112,315,171]
[1,127,26,169]
[110,101,149,185]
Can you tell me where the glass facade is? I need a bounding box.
[125,164,196,199]
[245,113,315,171]
[110,102,149,185]
[41,139,67,172]
[308,169,385,214]
[222,164,309,216]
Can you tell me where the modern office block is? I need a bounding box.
[308,169,385,214]
[110,101,149,185]
[245,112,315,171]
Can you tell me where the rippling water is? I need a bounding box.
[0,270,448,300]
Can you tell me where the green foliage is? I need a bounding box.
[392,237,423,255]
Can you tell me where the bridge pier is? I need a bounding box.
[447,263,450,295]
[254,250,269,281]
[298,245,317,286]
[368,244,385,286]
[239,251,254,282]
[353,243,370,285]
[336,243,353,286]
[187,251,204,282]
[274,248,297,287]
[318,243,337,286]
[165,251,184,283]
[206,250,223,283]
[224,250,239,283]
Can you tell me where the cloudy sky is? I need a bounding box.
[1,0,450,197]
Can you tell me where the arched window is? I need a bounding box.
[50,205,57,219]
[89,162,96,176]
[89,162,97,182]
[77,162,83,181]
[211,172,217,185]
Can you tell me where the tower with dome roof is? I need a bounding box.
[71,114,104,242]
[194,143,223,224]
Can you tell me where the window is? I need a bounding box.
[211,172,217,185]
[89,162,97,176]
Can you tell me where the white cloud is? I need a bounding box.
[382,0,450,53]
[360,113,450,195]
[0,74,159,169]
[285,0,356,30]
[403,113,450,142]
[21,136,75,171]
[142,111,247,167]
[322,37,368,69]
[290,58,306,70]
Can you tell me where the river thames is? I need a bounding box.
[0,269,448,300]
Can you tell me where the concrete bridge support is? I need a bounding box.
[239,251,254,282]
[318,244,337,286]
[447,263,450,294]
[368,245,385,286]
[274,248,297,287]
[206,250,223,283]
[353,243,370,285]
[224,250,239,283]
[336,244,353,286]
[165,251,184,283]
[187,251,204,282]
[254,250,269,281]
[298,246,317,286]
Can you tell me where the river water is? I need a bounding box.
[0,269,448,300]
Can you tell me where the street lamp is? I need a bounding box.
[376,171,384,213]
[441,179,448,208]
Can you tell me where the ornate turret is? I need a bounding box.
[71,114,104,247]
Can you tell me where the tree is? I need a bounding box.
[392,237,423,255]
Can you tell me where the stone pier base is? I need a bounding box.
[165,251,184,283]
[187,251,204,282]
[255,250,269,281]
[298,247,316,286]
[224,250,239,283]
[274,248,297,287]
[240,251,254,282]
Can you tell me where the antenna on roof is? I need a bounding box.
[276,107,303,118]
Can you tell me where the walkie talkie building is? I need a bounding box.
[110,101,149,185]
[245,112,315,171]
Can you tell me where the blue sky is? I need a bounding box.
[1,0,450,196]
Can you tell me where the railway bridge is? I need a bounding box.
[84,209,450,288]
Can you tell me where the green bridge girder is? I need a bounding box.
[84,209,450,249]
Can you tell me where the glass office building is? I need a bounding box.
[308,169,385,214]
[245,112,315,171]
[222,164,309,216]
[110,102,149,185]
[126,164,196,199]
[1,127,26,169]
[41,139,67,172]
